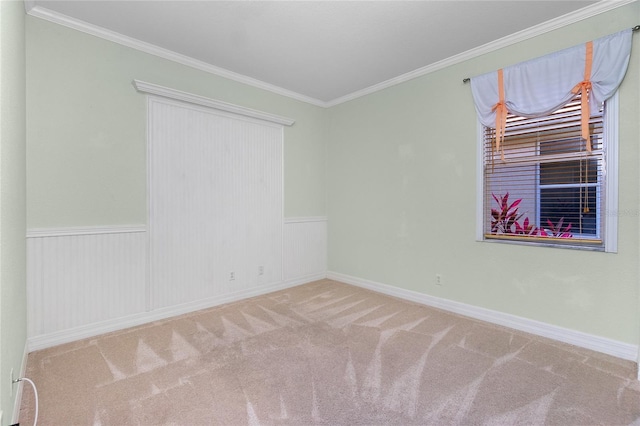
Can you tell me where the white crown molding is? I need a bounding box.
[134,80,295,126]
[25,5,327,108]
[23,0,36,14]
[324,0,637,107]
[327,271,638,362]
[27,1,634,108]
[26,225,146,238]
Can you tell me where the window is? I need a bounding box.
[478,93,618,251]
[469,31,630,253]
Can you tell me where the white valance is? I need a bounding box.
[470,29,632,128]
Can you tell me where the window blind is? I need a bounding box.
[483,96,605,247]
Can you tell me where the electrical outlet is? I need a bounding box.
[435,274,443,286]
[258,266,264,276]
[229,271,235,281]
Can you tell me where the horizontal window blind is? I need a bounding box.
[483,96,606,248]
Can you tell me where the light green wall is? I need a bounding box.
[26,3,640,346]
[327,3,640,344]
[0,1,27,424]
[26,17,326,228]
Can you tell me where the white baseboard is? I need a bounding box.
[27,275,325,352]
[327,271,638,362]
[11,342,29,425]
[283,272,327,288]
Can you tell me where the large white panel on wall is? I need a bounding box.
[27,228,147,337]
[148,97,284,309]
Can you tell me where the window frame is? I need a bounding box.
[476,91,618,252]
[536,170,601,239]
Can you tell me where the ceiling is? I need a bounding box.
[27,0,612,106]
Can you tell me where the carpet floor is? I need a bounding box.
[18,279,640,425]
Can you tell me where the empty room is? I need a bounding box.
[3,0,640,424]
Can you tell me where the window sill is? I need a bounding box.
[481,234,605,252]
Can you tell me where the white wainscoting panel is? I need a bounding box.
[27,226,147,338]
[284,217,327,284]
[26,217,328,350]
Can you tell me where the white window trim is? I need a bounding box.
[475,91,619,252]
[476,120,485,242]
[603,91,619,253]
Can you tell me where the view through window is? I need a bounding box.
[482,95,608,249]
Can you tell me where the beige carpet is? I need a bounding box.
[19,279,640,425]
